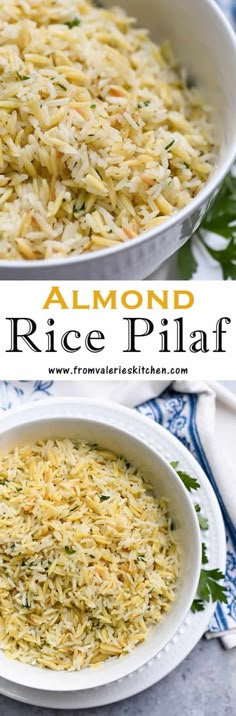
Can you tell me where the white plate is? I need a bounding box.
[0,399,225,709]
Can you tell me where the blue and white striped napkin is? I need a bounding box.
[0,380,235,648]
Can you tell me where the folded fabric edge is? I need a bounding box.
[205,628,236,649]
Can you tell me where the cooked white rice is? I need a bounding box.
[0,0,216,261]
[0,439,179,671]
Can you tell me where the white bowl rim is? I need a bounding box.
[0,397,202,691]
[1,0,236,270]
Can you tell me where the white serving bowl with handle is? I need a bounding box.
[0,398,201,691]
[1,0,236,280]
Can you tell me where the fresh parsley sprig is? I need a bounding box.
[201,174,236,238]
[192,567,228,613]
[191,598,205,613]
[170,461,200,492]
[178,172,236,280]
[177,239,197,280]
[198,238,236,281]
[201,542,208,565]
[197,568,227,605]
[170,461,228,611]
[194,504,209,530]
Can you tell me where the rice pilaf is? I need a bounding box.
[0,0,216,260]
[0,439,179,670]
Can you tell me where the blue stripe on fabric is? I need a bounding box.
[143,399,163,425]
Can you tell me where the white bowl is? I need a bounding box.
[0,398,201,691]
[1,0,236,280]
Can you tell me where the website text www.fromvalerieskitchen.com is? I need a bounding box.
[48,365,189,376]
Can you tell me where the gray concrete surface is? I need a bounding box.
[0,638,235,716]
